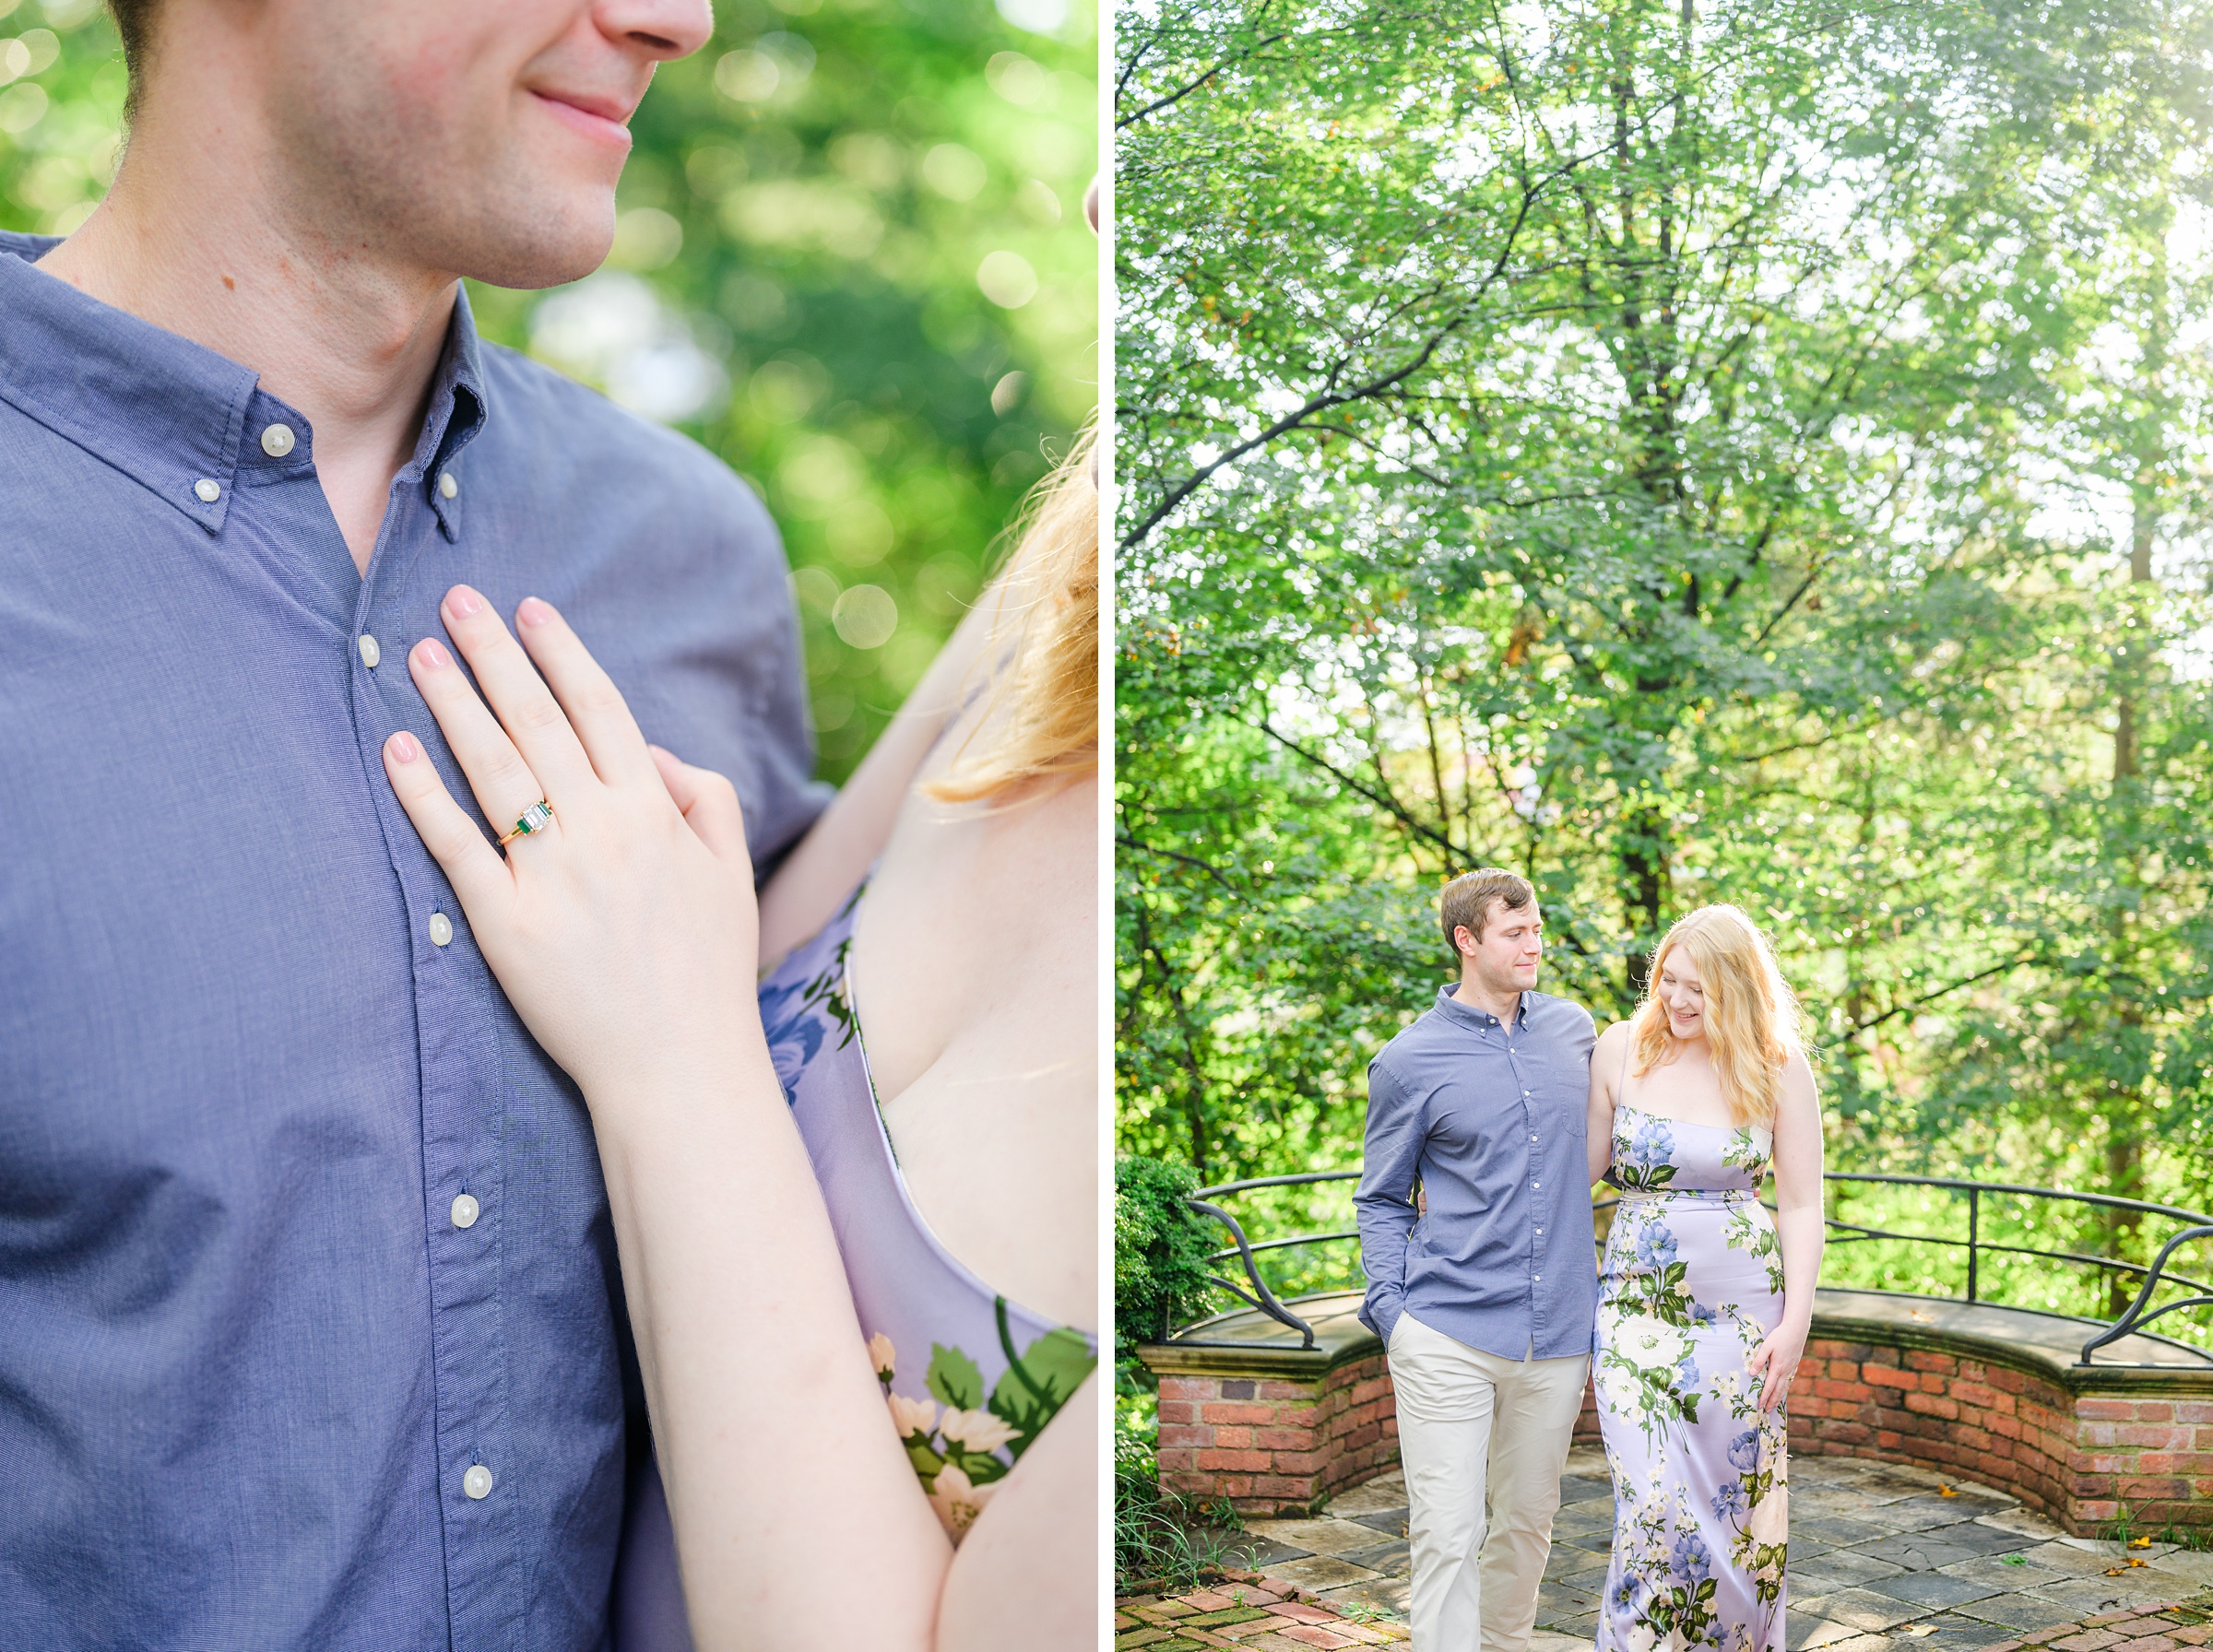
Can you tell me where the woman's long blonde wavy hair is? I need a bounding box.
[927,423,1098,803]
[1628,903,1808,1127]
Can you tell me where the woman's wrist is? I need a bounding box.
[581,1024,778,1127]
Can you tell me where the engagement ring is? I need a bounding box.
[498,800,554,847]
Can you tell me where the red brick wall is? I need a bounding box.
[1154,1353,1400,1516]
[1155,1334,2213,1532]
[1788,1338,2213,1534]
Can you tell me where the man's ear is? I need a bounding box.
[1452,924,1477,958]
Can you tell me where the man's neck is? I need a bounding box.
[36,99,458,576]
[1451,978,1522,1025]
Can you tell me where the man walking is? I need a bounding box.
[0,3,820,1646]
[1355,869,1599,1650]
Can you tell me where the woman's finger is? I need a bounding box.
[436,585,598,799]
[409,636,555,836]
[649,745,751,868]
[514,597,658,787]
[383,731,510,910]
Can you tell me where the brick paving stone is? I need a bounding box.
[2052,1634,2125,1650]
[1264,1602,1341,1623]
[1118,1632,1174,1649]
[1183,1591,1239,1611]
[1185,1608,1272,1628]
[1277,1627,1355,1649]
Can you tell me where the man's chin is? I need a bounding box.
[439,195,617,291]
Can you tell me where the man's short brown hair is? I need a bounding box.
[1438,867,1536,956]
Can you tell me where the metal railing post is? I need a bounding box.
[2080,1224,2213,1363]
[1967,1186,1980,1304]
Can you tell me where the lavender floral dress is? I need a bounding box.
[1593,1089,1788,1652]
[610,883,1097,1650]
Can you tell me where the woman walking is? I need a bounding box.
[1585,906,1825,1652]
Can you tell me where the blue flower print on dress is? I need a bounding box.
[1726,1428,1762,1473]
[1710,1480,1746,1520]
[1636,1222,1681,1270]
[1615,1109,1680,1192]
[759,979,824,1108]
[1672,1530,1714,1583]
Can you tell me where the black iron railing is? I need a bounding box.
[1181,1170,2213,1366]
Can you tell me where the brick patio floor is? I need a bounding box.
[1177,1445,2213,1651]
[1116,1574,1411,1650]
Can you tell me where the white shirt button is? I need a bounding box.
[451,1192,479,1230]
[193,478,219,503]
[429,912,454,948]
[358,634,381,668]
[439,471,459,500]
[260,423,296,457]
[462,1464,493,1500]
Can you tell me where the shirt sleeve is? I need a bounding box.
[1355,1054,1424,1344]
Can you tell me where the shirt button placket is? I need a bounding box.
[349,490,505,1631]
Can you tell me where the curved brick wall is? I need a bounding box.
[1143,1289,2213,1527]
[1155,1351,1398,1513]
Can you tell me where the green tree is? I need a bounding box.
[1116,0,2213,1316]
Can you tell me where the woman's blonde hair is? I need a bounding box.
[1628,903,1808,1127]
[928,424,1098,803]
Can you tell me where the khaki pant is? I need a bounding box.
[1387,1311,1590,1652]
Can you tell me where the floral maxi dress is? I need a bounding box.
[1593,1103,1788,1652]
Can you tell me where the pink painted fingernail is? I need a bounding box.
[516,596,554,629]
[444,585,482,620]
[415,638,450,669]
[389,731,420,763]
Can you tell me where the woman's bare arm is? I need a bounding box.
[1588,1022,1625,1186]
[1746,1053,1824,1410]
[756,576,1011,965]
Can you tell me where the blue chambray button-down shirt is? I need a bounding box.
[0,233,824,1649]
[1355,985,1600,1360]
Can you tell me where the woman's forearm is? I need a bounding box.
[1774,1200,1825,1331]
[590,1038,950,1652]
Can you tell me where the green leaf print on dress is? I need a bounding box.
[873,1299,1098,1542]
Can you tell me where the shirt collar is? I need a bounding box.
[415,284,488,542]
[0,231,489,538]
[1434,985,1534,1032]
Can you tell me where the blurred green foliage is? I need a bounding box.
[0,0,1095,780]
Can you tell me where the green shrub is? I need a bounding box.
[1115,1155,1219,1356]
[1114,1366,1244,1591]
